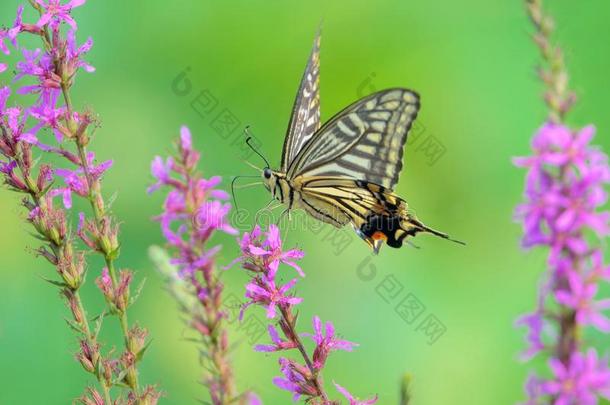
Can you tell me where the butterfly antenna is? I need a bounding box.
[231,175,260,211]
[234,181,263,190]
[244,126,271,168]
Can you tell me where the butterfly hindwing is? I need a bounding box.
[296,176,438,251]
[281,32,321,172]
[287,88,420,190]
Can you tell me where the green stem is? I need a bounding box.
[61,83,141,395]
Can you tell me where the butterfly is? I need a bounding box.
[248,32,463,254]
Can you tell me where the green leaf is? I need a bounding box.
[92,311,106,338]
[129,278,147,306]
[135,339,153,361]
[39,275,68,288]
[64,318,85,334]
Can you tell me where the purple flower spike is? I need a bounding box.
[517,3,610,403]
[516,123,610,405]
[1,2,161,401]
[233,223,376,403]
[150,126,255,402]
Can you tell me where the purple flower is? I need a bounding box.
[8,6,25,45]
[304,316,357,370]
[194,200,237,237]
[177,125,201,170]
[254,324,297,352]
[15,49,60,95]
[243,275,302,319]
[28,90,66,142]
[0,6,23,54]
[171,245,221,278]
[180,125,192,151]
[540,350,610,405]
[516,312,545,360]
[0,160,17,175]
[0,87,11,114]
[66,29,95,73]
[240,225,262,252]
[272,358,316,401]
[195,176,230,200]
[35,0,86,30]
[555,270,610,332]
[0,63,6,74]
[248,224,305,277]
[147,156,174,193]
[334,382,378,405]
[54,153,112,207]
[245,393,262,405]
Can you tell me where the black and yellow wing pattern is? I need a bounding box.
[294,176,454,253]
[262,32,463,253]
[281,32,321,172]
[288,89,419,190]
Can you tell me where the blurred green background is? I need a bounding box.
[1,0,609,404]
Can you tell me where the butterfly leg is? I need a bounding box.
[276,208,293,241]
[255,199,282,224]
[276,208,291,226]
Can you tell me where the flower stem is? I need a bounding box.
[58,60,141,397]
[279,306,329,402]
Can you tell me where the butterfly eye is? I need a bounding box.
[263,168,272,179]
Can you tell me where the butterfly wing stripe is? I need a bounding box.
[300,177,405,211]
[302,189,368,220]
[281,32,322,171]
[288,88,419,189]
[300,195,350,227]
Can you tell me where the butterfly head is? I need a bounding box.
[262,167,283,200]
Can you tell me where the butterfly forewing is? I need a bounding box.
[287,89,420,190]
[281,32,321,172]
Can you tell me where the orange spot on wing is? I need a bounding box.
[372,231,388,241]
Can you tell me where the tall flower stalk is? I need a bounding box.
[515,1,610,404]
[232,224,377,404]
[149,126,258,404]
[0,2,158,403]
